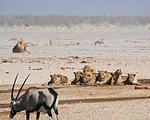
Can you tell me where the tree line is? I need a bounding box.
[0,15,150,27]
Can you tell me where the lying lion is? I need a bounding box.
[48,74,68,85]
[12,40,27,53]
[71,71,83,85]
[95,70,112,85]
[123,74,141,85]
[81,72,97,85]
[71,71,97,85]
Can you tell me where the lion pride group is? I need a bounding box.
[48,65,141,86]
[12,40,141,86]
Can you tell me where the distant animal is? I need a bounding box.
[71,71,83,85]
[94,40,104,46]
[12,40,27,53]
[95,70,112,85]
[83,65,96,73]
[108,69,123,85]
[49,40,54,46]
[123,74,141,85]
[10,74,59,120]
[81,72,97,85]
[48,74,68,85]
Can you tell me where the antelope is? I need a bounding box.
[10,73,59,120]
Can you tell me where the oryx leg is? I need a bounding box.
[53,107,59,120]
[43,104,53,120]
[26,111,30,120]
[36,112,40,120]
[47,111,53,120]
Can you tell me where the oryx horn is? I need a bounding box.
[11,73,19,100]
[15,73,31,99]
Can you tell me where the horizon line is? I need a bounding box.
[0,14,150,17]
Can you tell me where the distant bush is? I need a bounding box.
[0,15,150,27]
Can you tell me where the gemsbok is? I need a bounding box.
[10,73,59,120]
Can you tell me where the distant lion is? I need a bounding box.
[123,74,141,85]
[71,71,83,85]
[96,70,112,85]
[12,40,27,53]
[94,40,104,46]
[83,65,96,73]
[48,74,68,85]
[108,69,123,85]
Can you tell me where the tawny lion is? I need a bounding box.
[12,40,27,53]
[123,74,141,85]
[48,74,68,85]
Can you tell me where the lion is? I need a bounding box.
[94,40,104,46]
[108,68,123,85]
[80,65,97,85]
[83,65,96,73]
[48,74,68,85]
[12,40,27,53]
[123,74,141,85]
[95,70,112,85]
[71,71,83,85]
[81,72,97,85]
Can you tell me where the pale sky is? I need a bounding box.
[0,0,150,16]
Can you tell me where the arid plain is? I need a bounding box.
[0,25,150,120]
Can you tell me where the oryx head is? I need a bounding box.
[10,73,31,118]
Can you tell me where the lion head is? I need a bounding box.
[83,65,96,73]
[71,71,83,85]
[116,68,122,75]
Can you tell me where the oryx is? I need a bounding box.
[10,73,59,120]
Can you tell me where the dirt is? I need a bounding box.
[0,84,150,120]
[1,26,150,120]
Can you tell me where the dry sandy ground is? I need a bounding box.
[0,25,150,120]
[0,85,150,120]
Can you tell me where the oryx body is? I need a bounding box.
[10,74,59,120]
